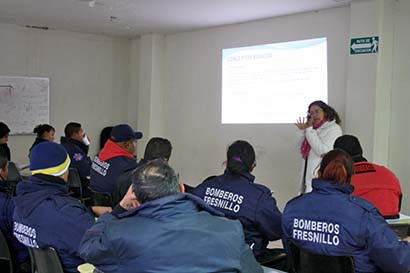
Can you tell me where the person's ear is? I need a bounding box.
[61,170,69,182]
[179,183,185,193]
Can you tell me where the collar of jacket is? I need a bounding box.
[312,179,354,194]
[99,139,135,162]
[118,193,225,219]
[60,136,89,155]
[14,174,69,218]
[223,169,256,183]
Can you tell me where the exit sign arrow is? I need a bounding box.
[350,36,379,55]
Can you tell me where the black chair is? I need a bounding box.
[289,242,355,273]
[28,247,64,273]
[388,223,410,239]
[0,229,13,273]
[89,188,113,207]
[7,162,22,182]
[67,168,83,198]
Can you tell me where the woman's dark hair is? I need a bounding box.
[33,124,55,138]
[318,149,354,184]
[226,140,256,175]
[0,122,10,139]
[100,126,113,150]
[308,100,341,125]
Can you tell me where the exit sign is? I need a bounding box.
[350,36,379,55]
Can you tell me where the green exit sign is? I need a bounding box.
[350,36,379,55]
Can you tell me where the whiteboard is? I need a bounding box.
[0,76,49,135]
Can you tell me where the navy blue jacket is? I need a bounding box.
[79,193,262,273]
[89,140,138,194]
[12,175,95,273]
[0,143,11,161]
[61,137,92,179]
[0,182,29,267]
[192,171,283,258]
[282,179,410,273]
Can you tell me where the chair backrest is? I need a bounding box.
[0,229,13,273]
[7,162,22,182]
[388,223,410,239]
[67,168,84,200]
[289,242,355,273]
[29,247,64,273]
[89,188,113,207]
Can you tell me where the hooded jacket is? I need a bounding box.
[89,139,137,194]
[0,181,29,267]
[79,193,263,273]
[282,179,410,273]
[192,171,283,258]
[12,175,95,273]
[61,137,92,179]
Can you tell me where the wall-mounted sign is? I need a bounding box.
[350,36,379,55]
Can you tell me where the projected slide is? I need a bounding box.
[222,37,327,124]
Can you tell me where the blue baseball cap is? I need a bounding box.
[110,124,143,143]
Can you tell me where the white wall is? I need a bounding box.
[388,0,410,214]
[159,7,350,209]
[0,23,132,164]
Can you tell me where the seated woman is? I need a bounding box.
[192,140,283,268]
[282,149,410,273]
[29,124,55,155]
[0,155,30,272]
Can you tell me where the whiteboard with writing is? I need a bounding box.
[0,76,49,135]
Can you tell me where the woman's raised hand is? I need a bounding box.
[295,117,309,130]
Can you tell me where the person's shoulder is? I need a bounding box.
[347,194,378,213]
[53,195,92,216]
[284,194,306,210]
[252,182,272,195]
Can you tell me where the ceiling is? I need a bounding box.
[0,0,352,38]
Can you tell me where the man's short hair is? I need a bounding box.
[144,137,172,161]
[131,159,179,204]
[64,122,82,138]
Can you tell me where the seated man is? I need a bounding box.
[89,124,142,194]
[61,122,92,180]
[334,135,402,218]
[13,142,95,273]
[79,159,262,273]
[0,155,30,272]
[113,137,172,204]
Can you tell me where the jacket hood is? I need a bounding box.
[99,139,134,162]
[119,193,225,219]
[312,179,354,194]
[14,175,68,218]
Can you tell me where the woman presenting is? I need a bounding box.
[295,100,342,193]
